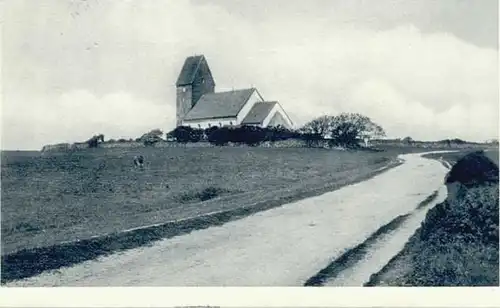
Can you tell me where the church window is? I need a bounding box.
[230,121,233,125]
[198,124,201,128]
[182,87,186,93]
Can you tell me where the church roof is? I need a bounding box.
[241,101,277,125]
[176,55,205,86]
[183,88,256,121]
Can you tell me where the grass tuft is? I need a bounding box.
[176,186,232,203]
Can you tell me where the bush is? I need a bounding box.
[420,184,499,244]
[207,125,284,146]
[86,134,104,148]
[402,136,413,145]
[204,126,219,140]
[169,125,325,147]
[450,138,467,144]
[238,125,267,145]
[207,127,231,145]
[138,129,164,146]
[265,125,300,141]
[176,186,230,203]
[170,126,204,143]
[143,136,162,147]
[395,152,500,286]
[445,151,499,187]
[408,237,499,286]
[407,184,499,286]
[298,132,324,147]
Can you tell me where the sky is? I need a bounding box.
[2,0,499,150]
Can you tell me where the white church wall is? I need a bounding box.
[277,102,294,128]
[182,117,237,129]
[262,104,294,129]
[235,90,265,125]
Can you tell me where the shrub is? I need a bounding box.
[138,129,164,146]
[143,136,162,146]
[170,126,204,143]
[265,125,300,141]
[238,125,266,145]
[198,187,226,201]
[207,125,268,146]
[177,186,229,203]
[420,184,499,244]
[401,163,499,286]
[402,136,413,145]
[450,138,467,144]
[86,134,104,148]
[298,132,322,147]
[204,126,219,140]
[445,151,499,187]
[207,126,230,145]
[407,238,499,286]
[170,125,310,146]
[407,184,499,286]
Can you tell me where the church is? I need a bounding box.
[175,55,294,130]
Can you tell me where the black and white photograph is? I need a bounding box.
[1,0,499,296]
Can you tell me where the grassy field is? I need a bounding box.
[2,146,403,255]
[422,148,499,167]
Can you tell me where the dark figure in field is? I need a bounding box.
[133,155,145,168]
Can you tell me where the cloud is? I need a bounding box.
[2,90,174,150]
[2,0,498,149]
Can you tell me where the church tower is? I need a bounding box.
[175,55,215,126]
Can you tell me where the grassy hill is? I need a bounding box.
[1,146,399,256]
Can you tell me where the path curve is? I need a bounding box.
[6,151,451,286]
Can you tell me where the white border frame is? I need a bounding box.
[1,287,500,307]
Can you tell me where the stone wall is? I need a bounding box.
[41,143,72,152]
[100,141,144,148]
[41,138,342,152]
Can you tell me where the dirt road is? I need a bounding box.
[6,152,450,286]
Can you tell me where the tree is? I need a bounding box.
[300,115,334,138]
[329,113,385,147]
